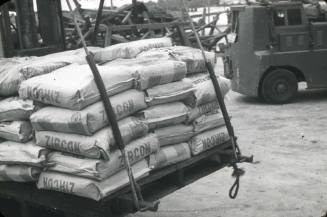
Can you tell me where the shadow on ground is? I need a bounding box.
[232,88,327,105]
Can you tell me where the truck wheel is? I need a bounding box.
[261,69,298,104]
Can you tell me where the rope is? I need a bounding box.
[228,163,244,199]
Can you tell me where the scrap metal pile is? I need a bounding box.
[63,2,230,51]
[0,37,231,200]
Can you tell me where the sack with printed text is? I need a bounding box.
[0,121,33,142]
[19,64,135,110]
[149,143,191,169]
[188,127,229,155]
[186,101,219,123]
[145,79,194,107]
[137,46,216,74]
[46,134,159,180]
[0,97,35,122]
[35,117,149,159]
[0,165,41,182]
[137,102,189,130]
[155,124,194,147]
[31,90,147,135]
[37,159,150,201]
[104,58,187,90]
[184,74,230,106]
[93,37,172,62]
[193,112,227,135]
[0,141,48,167]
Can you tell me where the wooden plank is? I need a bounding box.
[15,0,38,49]
[176,24,191,46]
[0,3,15,57]
[110,21,190,32]
[92,0,105,45]
[104,28,112,47]
[202,8,206,36]
[36,0,65,48]
[122,11,132,24]
[190,12,225,19]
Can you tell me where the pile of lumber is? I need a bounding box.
[63,2,229,51]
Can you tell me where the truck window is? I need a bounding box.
[287,9,302,25]
[273,10,286,26]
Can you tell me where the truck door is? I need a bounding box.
[272,6,309,52]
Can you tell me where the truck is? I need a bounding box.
[223,0,327,103]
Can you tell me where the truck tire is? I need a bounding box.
[261,69,298,104]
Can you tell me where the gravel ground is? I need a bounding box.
[132,83,327,217]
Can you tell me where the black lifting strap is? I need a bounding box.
[66,0,158,211]
[181,0,253,199]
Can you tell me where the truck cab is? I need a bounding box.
[223,1,327,103]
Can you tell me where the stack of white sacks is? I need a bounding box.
[0,48,99,182]
[0,37,231,201]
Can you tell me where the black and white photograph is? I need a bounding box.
[0,0,326,216]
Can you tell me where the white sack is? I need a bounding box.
[0,165,41,182]
[18,47,102,79]
[35,117,149,159]
[155,124,194,147]
[0,97,35,122]
[19,64,135,110]
[145,79,194,106]
[185,74,230,106]
[193,112,226,134]
[137,46,216,74]
[0,141,48,166]
[149,143,191,169]
[31,90,147,135]
[37,159,150,201]
[186,101,219,123]
[0,57,32,96]
[46,134,159,180]
[138,102,189,130]
[104,58,187,90]
[188,127,229,155]
[0,121,33,143]
[93,37,172,62]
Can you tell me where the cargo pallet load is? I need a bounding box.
[0,2,252,216]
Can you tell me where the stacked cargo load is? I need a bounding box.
[17,38,175,200]
[0,93,47,183]
[0,47,104,183]
[0,37,232,201]
[135,46,231,168]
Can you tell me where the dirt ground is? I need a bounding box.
[132,78,327,216]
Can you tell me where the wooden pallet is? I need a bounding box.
[0,140,233,217]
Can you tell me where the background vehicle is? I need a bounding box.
[223,1,327,103]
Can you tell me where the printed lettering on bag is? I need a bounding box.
[148,75,162,87]
[118,142,151,168]
[202,133,226,150]
[45,135,81,154]
[70,112,83,123]
[43,177,75,193]
[129,120,147,138]
[198,103,218,114]
[26,87,60,104]
[115,100,135,117]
